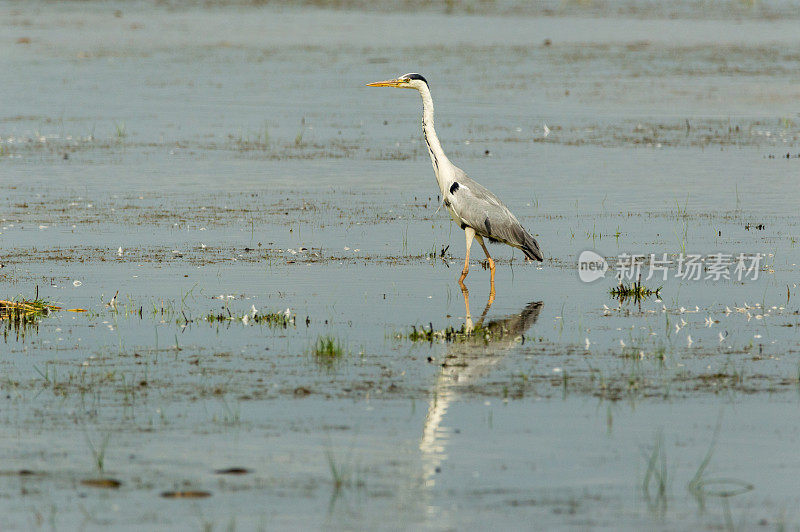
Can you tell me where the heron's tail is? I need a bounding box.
[520,231,543,262]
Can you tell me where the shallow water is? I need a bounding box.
[2,1,800,530]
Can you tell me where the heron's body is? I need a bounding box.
[367,73,542,293]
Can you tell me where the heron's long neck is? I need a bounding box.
[419,86,450,193]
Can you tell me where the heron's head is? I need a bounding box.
[366,73,428,91]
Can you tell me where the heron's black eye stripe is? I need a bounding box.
[449,182,459,194]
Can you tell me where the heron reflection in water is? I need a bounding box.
[420,287,543,487]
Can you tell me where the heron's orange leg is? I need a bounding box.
[461,283,472,327]
[458,227,476,288]
[477,236,496,304]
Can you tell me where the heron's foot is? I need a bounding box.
[464,316,474,334]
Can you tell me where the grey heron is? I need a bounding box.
[367,73,543,296]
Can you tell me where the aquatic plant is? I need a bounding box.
[610,280,661,301]
[1,297,56,322]
[1,295,83,340]
[85,431,112,473]
[113,121,127,139]
[313,336,344,360]
[204,308,299,328]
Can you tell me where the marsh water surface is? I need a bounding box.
[2,1,800,529]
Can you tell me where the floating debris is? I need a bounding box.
[2,297,85,337]
[160,490,211,499]
[214,467,251,475]
[1,298,58,321]
[81,478,122,489]
[0,469,44,477]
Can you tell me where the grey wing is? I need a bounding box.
[449,168,543,261]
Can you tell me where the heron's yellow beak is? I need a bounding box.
[366,78,411,88]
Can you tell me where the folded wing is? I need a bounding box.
[448,168,543,261]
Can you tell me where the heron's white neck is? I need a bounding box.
[418,85,451,194]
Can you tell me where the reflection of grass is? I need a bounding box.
[400,322,524,344]
[642,430,668,516]
[259,120,270,145]
[689,420,754,510]
[325,448,366,514]
[215,397,242,427]
[674,196,690,253]
[674,220,689,254]
[326,449,349,489]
